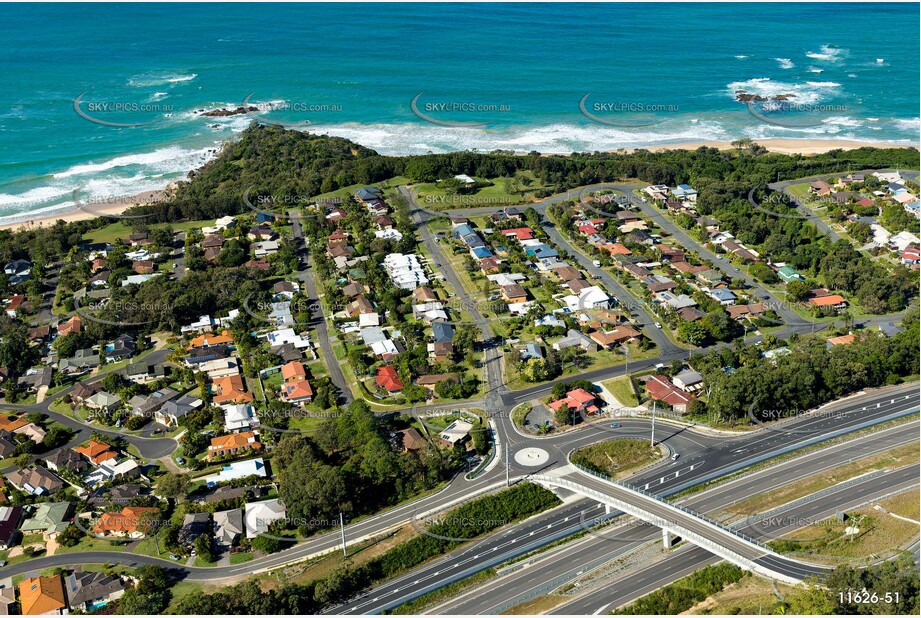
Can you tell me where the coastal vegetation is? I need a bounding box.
[689,307,920,423]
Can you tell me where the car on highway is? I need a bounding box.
[671,453,680,461]
[592,259,601,267]
[609,423,621,429]
[654,322,662,328]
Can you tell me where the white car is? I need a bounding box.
[654,322,662,329]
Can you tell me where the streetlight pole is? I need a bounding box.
[339,512,347,557]
[505,442,510,487]
[651,400,657,447]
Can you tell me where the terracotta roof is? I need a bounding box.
[212,374,254,404]
[209,431,261,454]
[92,507,159,535]
[58,315,82,336]
[189,331,233,348]
[73,440,118,465]
[283,380,314,401]
[281,361,307,381]
[375,366,404,392]
[827,333,857,346]
[645,375,693,408]
[809,294,847,307]
[19,576,66,615]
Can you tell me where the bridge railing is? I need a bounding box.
[570,462,772,551]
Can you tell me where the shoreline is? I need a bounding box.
[2,138,916,233]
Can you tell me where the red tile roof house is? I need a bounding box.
[280,361,314,405]
[808,294,848,313]
[645,375,693,413]
[503,228,534,241]
[375,366,404,395]
[548,388,602,418]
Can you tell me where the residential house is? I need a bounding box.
[280,361,313,406]
[672,370,704,393]
[212,374,254,405]
[124,361,169,384]
[549,388,601,417]
[726,303,767,320]
[73,440,117,466]
[91,506,159,538]
[244,499,286,538]
[552,329,598,353]
[645,375,693,413]
[57,315,82,336]
[222,403,260,432]
[18,502,72,539]
[4,295,24,319]
[431,321,454,344]
[589,325,641,349]
[707,288,737,306]
[777,265,805,283]
[375,366,404,394]
[214,508,245,548]
[64,569,128,612]
[439,420,474,447]
[104,335,137,360]
[18,575,66,616]
[428,341,453,363]
[5,466,63,496]
[0,505,23,549]
[500,284,528,304]
[204,457,267,487]
[808,293,848,313]
[178,512,211,546]
[156,394,203,427]
[395,428,427,453]
[84,391,121,413]
[43,449,88,475]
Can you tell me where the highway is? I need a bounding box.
[321,387,917,613]
[433,420,919,614]
[552,464,919,615]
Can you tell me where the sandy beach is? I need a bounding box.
[0,189,168,232]
[642,138,917,155]
[2,138,915,233]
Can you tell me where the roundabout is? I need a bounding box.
[514,446,550,467]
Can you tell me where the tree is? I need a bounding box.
[786,280,811,302]
[251,533,283,554]
[194,532,214,563]
[157,473,190,499]
[748,262,779,284]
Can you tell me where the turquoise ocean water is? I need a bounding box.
[0,2,918,223]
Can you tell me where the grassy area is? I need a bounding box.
[501,594,568,615]
[571,438,664,480]
[385,568,497,614]
[229,552,254,565]
[727,441,919,516]
[770,487,920,563]
[83,218,214,244]
[601,375,639,407]
[311,176,410,201]
[413,172,547,208]
[684,571,797,615]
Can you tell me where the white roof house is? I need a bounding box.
[253,240,280,258]
[121,274,159,287]
[383,253,428,290]
[370,339,400,358]
[563,286,611,312]
[454,174,476,185]
[264,328,311,349]
[198,358,243,380]
[440,419,474,445]
[181,315,217,334]
[222,403,260,432]
[205,457,267,487]
[244,499,286,538]
[358,312,381,328]
[655,292,698,310]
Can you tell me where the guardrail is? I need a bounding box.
[569,463,772,550]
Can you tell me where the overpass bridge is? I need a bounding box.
[532,470,829,585]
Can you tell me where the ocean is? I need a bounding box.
[0,2,918,223]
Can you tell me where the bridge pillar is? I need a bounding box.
[662,529,673,548]
[605,505,612,514]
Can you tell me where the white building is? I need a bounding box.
[244,499,286,538]
[222,403,260,432]
[383,253,429,290]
